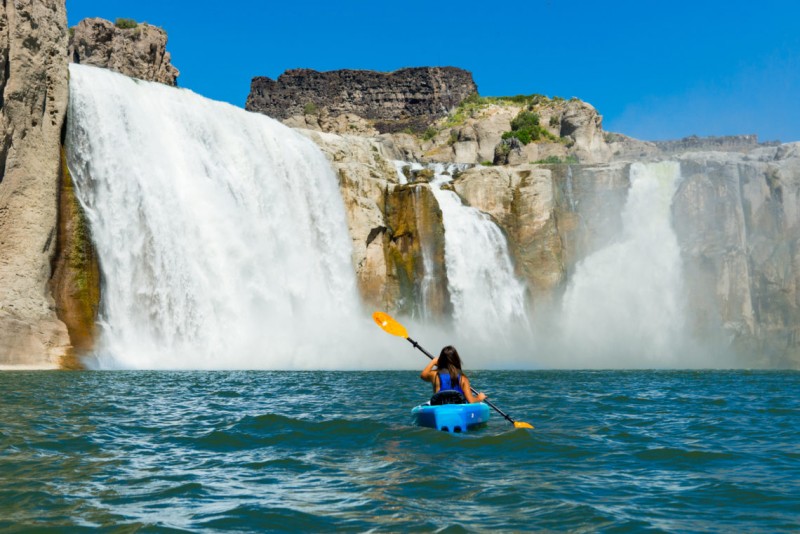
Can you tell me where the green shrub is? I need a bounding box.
[502,130,532,145]
[480,160,493,166]
[501,110,556,145]
[421,126,438,141]
[114,18,138,29]
[511,110,540,132]
[549,115,560,127]
[303,102,319,115]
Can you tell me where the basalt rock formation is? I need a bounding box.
[68,18,179,86]
[0,0,70,367]
[246,67,477,134]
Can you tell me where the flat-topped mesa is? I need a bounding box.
[68,17,179,85]
[245,67,478,133]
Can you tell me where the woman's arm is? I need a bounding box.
[420,357,438,383]
[461,375,487,403]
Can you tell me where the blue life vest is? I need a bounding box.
[438,371,465,395]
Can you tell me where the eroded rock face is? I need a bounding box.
[453,165,564,308]
[246,67,477,133]
[298,130,448,317]
[0,0,70,367]
[68,18,179,85]
[674,147,800,367]
[380,98,613,166]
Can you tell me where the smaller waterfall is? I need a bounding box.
[413,185,436,320]
[426,165,529,340]
[565,165,577,211]
[559,161,686,366]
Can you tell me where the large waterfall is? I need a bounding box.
[66,65,378,369]
[65,65,700,370]
[558,161,687,367]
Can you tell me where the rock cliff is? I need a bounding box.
[0,0,70,367]
[301,116,800,367]
[246,67,477,133]
[68,18,179,85]
[298,130,449,318]
[673,145,800,367]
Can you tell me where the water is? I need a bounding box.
[559,161,687,367]
[1,370,797,532]
[66,64,368,370]
[428,167,529,341]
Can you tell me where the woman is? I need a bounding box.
[420,345,487,404]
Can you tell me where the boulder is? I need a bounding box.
[68,17,179,85]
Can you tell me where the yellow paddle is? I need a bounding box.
[372,311,534,430]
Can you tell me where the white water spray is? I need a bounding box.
[66,65,375,369]
[427,166,529,341]
[559,161,686,366]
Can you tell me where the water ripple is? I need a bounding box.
[0,370,798,531]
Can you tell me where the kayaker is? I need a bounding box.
[420,345,487,403]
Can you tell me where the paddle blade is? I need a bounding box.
[514,421,534,429]
[372,311,408,338]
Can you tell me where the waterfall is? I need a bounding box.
[427,166,529,341]
[559,161,686,366]
[66,64,369,369]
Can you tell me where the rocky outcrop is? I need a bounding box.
[68,18,179,85]
[246,67,477,133]
[378,97,614,166]
[0,0,70,367]
[298,130,448,317]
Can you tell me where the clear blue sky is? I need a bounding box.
[67,0,800,142]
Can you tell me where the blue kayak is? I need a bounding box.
[411,402,491,433]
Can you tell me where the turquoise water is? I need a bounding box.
[1,370,798,532]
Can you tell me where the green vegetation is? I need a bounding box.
[114,18,138,29]
[68,27,75,38]
[303,102,319,115]
[421,126,438,141]
[501,110,557,145]
[480,160,493,166]
[443,93,493,128]
[422,91,571,143]
[493,94,551,108]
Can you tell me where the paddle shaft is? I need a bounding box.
[407,337,520,427]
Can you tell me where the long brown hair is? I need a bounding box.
[437,345,464,388]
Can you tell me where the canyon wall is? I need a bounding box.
[0,0,70,367]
